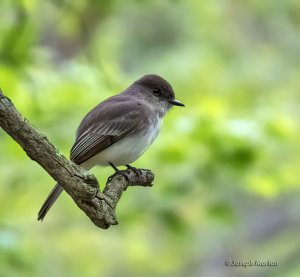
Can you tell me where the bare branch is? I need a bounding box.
[0,89,154,229]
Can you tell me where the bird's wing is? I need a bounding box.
[70,98,148,165]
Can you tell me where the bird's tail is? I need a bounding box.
[38,183,64,221]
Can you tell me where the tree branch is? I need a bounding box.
[0,89,154,229]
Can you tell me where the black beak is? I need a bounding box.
[169,98,185,107]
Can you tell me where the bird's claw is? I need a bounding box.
[126,164,141,176]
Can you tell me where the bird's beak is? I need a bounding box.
[169,98,185,107]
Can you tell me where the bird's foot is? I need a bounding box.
[109,162,129,182]
[126,164,141,176]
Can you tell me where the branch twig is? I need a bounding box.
[0,90,154,229]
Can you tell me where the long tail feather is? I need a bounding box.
[38,183,64,221]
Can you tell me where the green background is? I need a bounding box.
[1,1,300,276]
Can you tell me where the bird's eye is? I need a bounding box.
[152,88,160,96]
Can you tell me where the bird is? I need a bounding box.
[38,74,184,221]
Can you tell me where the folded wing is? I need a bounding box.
[70,98,148,165]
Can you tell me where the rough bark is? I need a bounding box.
[0,89,154,229]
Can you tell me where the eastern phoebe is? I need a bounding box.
[38,74,184,221]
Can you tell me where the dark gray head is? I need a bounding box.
[133,74,184,108]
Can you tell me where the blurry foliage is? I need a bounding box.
[1,0,300,276]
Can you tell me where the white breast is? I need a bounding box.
[81,117,162,170]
